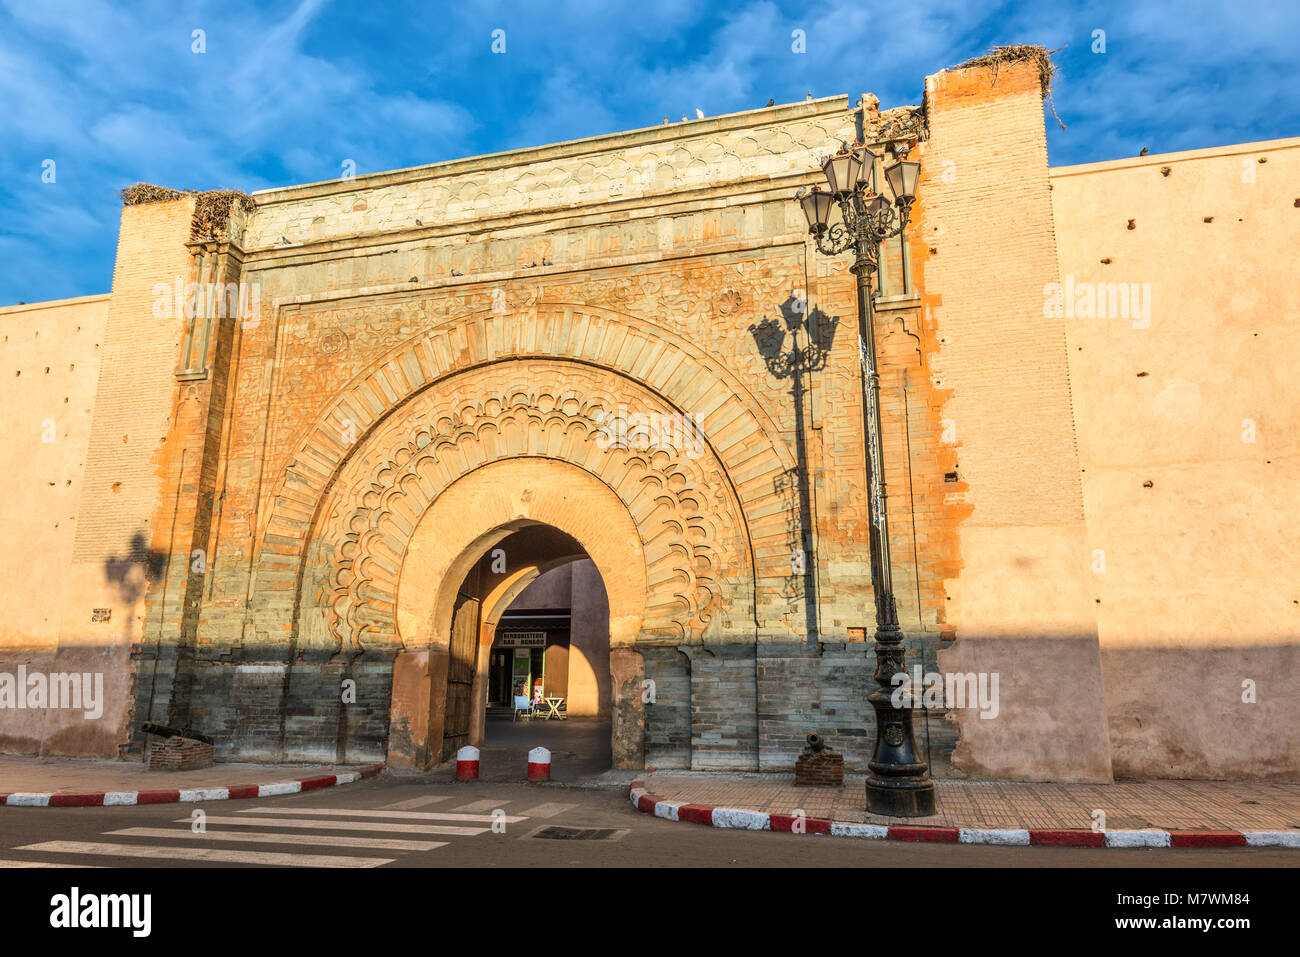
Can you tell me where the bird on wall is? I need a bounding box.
[450,268,463,277]
[1139,146,1149,156]
[766,98,775,107]
[695,108,704,119]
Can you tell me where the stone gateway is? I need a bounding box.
[2,54,1296,783]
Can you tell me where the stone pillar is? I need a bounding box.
[609,646,646,770]
[386,648,449,770]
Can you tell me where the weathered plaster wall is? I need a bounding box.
[509,562,573,609]
[568,559,613,718]
[0,295,108,753]
[1052,137,1300,779]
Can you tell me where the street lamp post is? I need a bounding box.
[798,143,936,817]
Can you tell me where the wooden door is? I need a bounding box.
[440,593,480,762]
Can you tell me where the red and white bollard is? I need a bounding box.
[527,746,551,782]
[455,745,480,781]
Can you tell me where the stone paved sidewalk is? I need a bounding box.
[640,770,1300,833]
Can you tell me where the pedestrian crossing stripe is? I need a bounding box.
[3,802,548,868]
[0,859,102,868]
[235,807,526,824]
[383,795,452,810]
[448,798,503,813]
[107,827,447,853]
[16,841,392,868]
[184,814,489,836]
[519,802,578,819]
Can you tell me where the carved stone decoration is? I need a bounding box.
[304,360,752,653]
[318,328,348,356]
[715,288,744,316]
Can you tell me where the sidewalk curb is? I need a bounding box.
[628,782,1299,849]
[0,765,384,808]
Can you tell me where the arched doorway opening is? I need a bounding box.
[385,457,652,772]
[432,523,613,774]
[471,546,614,777]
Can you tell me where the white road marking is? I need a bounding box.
[16,841,391,868]
[186,815,489,836]
[235,807,525,824]
[519,802,577,819]
[383,795,451,810]
[450,799,507,813]
[0,859,101,868]
[107,828,447,853]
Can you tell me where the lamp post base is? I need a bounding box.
[865,644,937,818]
[866,775,937,818]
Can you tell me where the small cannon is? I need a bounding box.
[796,731,843,786]
[141,721,213,746]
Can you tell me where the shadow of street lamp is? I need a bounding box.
[750,296,839,648]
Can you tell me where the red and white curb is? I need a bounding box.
[0,764,384,808]
[628,782,1299,848]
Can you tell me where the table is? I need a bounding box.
[538,697,566,720]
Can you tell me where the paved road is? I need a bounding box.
[0,774,1291,867]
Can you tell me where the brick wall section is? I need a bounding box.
[73,199,195,566]
[922,62,1112,781]
[64,199,195,756]
[919,63,1084,525]
[683,645,757,769]
[148,736,213,771]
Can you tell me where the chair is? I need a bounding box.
[513,694,534,722]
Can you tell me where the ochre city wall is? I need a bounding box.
[1052,137,1300,779]
[0,295,109,753]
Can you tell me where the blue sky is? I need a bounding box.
[1,0,1296,306]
